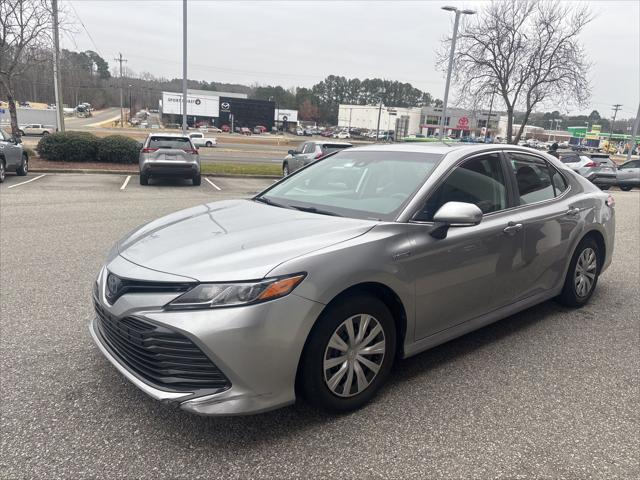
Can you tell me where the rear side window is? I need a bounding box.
[302,143,316,154]
[148,137,192,149]
[509,153,561,204]
[559,152,580,163]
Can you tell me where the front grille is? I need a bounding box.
[94,299,230,392]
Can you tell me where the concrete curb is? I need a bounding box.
[30,168,280,180]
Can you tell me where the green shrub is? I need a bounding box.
[36,132,141,164]
[36,131,100,162]
[97,135,140,164]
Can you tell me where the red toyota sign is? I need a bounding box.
[457,116,469,129]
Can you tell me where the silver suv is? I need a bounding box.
[139,133,201,186]
[283,141,352,176]
[0,128,29,183]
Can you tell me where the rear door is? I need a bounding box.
[617,160,640,186]
[146,136,195,162]
[505,151,578,299]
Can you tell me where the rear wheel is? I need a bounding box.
[620,186,632,191]
[283,163,289,177]
[557,236,600,308]
[298,294,396,413]
[192,174,201,186]
[16,154,28,176]
[0,160,5,183]
[599,185,610,190]
[42,131,49,136]
[139,174,149,186]
[18,130,24,136]
[205,141,212,147]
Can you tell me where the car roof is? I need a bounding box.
[147,133,190,138]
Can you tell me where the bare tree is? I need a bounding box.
[440,0,592,143]
[0,0,53,136]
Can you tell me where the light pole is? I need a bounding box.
[439,6,475,141]
[181,0,188,134]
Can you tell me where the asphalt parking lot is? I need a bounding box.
[1,173,638,479]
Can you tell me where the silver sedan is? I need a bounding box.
[90,143,615,415]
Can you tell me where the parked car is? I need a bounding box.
[0,128,29,183]
[221,125,230,133]
[295,128,305,136]
[239,127,252,136]
[91,144,614,416]
[18,123,54,136]
[616,159,640,191]
[333,131,351,139]
[207,126,223,133]
[254,125,267,134]
[320,130,333,137]
[571,144,590,153]
[282,141,352,176]
[138,133,201,186]
[559,152,617,190]
[189,132,217,147]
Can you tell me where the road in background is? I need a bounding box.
[0,174,638,479]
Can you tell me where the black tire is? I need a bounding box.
[0,160,5,183]
[599,186,610,190]
[557,236,601,308]
[283,162,289,177]
[42,131,49,136]
[205,141,212,147]
[18,130,24,136]
[139,174,149,186]
[16,154,28,176]
[192,174,201,186]
[620,186,632,192]
[298,294,396,413]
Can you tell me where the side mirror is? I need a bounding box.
[288,149,295,155]
[430,201,483,239]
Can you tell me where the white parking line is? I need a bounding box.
[120,175,131,190]
[7,174,46,189]
[205,178,222,190]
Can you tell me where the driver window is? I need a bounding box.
[414,153,507,222]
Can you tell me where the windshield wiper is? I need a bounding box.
[254,196,290,209]
[290,205,343,217]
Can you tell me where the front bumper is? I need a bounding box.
[90,266,325,416]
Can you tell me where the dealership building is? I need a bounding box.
[338,104,501,139]
[160,89,276,130]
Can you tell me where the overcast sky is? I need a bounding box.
[65,0,639,118]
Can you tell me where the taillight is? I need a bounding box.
[583,161,597,167]
[141,147,158,153]
[184,148,198,154]
[315,152,324,159]
[606,194,615,207]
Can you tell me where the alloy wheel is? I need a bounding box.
[575,247,597,297]
[323,314,386,398]
[0,162,5,182]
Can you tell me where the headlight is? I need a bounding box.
[166,273,306,309]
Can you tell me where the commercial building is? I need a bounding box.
[337,104,501,139]
[160,89,275,130]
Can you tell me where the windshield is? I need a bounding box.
[259,150,443,220]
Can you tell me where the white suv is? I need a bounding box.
[18,124,54,136]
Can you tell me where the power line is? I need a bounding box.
[67,0,104,59]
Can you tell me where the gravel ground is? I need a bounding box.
[0,173,638,479]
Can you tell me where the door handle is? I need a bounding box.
[503,222,523,235]
[565,207,580,216]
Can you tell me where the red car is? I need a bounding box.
[221,124,230,133]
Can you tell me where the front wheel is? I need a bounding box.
[192,174,201,186]
[205,141,212,147]
[0,161,5,183]
[16,155,28,176]
[620,186,632,191]
[139,174,149,186]
[298,294,396,413]
[557,237,600,308]
[283,163,290,177]
[599,185,610,190]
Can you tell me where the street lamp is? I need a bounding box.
[439,6,475,140]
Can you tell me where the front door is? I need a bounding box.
[407,152,526,340]
[0,130,21,168]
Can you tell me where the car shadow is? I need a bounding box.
[145,299,573,450]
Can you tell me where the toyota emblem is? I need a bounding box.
[195,98,201,105]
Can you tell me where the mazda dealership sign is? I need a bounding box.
[161,92,219,117]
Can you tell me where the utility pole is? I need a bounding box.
[626,103,639,163]
[610,104,622,141]
[485,87,496,142]
[439,6,476,140]
[376,98,383,142]
[182,0,188,134]
[52,0,65,132]
[114,53,127,127]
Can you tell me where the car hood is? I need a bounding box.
[117,199,376,282]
